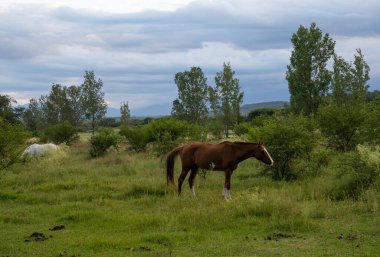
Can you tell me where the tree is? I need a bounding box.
[286,23,335,115]
[81,71,107,135]
[23,98,44,132]
[0,117,29,170]
[352,49,370,103]
[120,101,131,126]
[66,85,84,126]
[331,49,370,106]
[210,62,243,137]
[0,94,24,124]
[171,67,209,124]
[40,84,68,125]
[366,90,380,103]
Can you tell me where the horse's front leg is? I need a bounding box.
[222,169,233,200]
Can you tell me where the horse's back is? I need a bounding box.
[22,143,59,157]
[181,142,227,170]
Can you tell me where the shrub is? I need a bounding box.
[292,147,334,179]
[361,99,380,145]
[45,121,79,145]
[119,125,153,152]
[147,117,198,156]
[89,128,120,157]
[0,117,29,170]
[318,104,367,151]
[247,108,276,122]
[325,148,379,200]
[120,117,206,155]
[207,119,224,140]
[233,123,250,137]
[247,114,318,180]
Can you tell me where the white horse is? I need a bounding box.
[21,143,59,161]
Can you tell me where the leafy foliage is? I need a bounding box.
[89,128,120,157]
[287,22,335,115]
[246,108,276,122]
[119,125,153,152]
[331,49,370,106]
[44,121,79,145]
[248,115,318,180]
[171,67,209,124]
[361,98,380,145]
[318,104,367,151]
[120,117,206,156]
[325,147,379,200]
[0,117,29,170]
[209,62,244,137]
[120,101,131,126]
[0,94,24,124]
[81,71,107,135]
[233,122,250,137]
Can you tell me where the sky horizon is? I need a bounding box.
[1,0,379,116]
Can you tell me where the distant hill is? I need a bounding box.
[240,101,288,116]
[105,107,120,117]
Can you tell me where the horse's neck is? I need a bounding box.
[232,143,256,163]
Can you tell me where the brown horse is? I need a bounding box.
[166,141,273,199]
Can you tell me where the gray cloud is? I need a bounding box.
[0,1,379,115]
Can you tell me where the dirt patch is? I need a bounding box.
[337,233,357,241]
[25,232,51,242]
[265,233,293,241]
[49,225,65,231]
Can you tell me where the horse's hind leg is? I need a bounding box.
[188,166,198,196]
[178,169,190,196]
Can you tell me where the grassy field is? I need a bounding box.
[0,140,379,257]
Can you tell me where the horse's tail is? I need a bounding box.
[166,145,184,186]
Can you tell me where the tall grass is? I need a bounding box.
[0,140,379,256]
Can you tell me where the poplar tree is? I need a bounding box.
[171,67,209,124]
[120,101,131,126]
[331,49,370,106]
[81,71,107,135]
[286,23,335,115]
[210,62,243,137]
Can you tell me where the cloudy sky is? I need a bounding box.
[1,0,379,116]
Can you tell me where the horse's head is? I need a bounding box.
[255,142,274,166]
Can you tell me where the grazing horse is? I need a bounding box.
[166,141,273,199]
[21,143,59,161]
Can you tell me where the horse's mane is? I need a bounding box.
[231,141,258,146]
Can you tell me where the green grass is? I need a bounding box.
[0,141,379,256]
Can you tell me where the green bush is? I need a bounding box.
[247,114,318,180]
[207,119,224,140]
[292,147,334,179]
[89,128,120,157]
[0,117,29,170]
[247,108,276,122]
[45,121,79,145]
[148,117,200,156]
[318,104,367,151]
[361,99,380,145]
[233,123,250,137]
[119,125,153,152]
[325,148,379,200]
[120,117,206,155]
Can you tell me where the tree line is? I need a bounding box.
[1,22,380,186]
